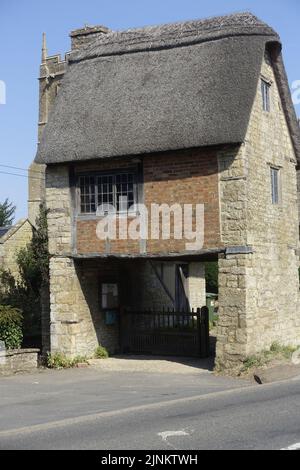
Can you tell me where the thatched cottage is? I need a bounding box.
[33,12,300,369]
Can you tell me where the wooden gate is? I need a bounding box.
[120,307,209,358]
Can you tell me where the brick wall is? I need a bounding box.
[76,147,221,255]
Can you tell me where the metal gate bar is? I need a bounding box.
[120,307,209,358]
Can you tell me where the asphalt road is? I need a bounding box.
[0,367,300,450]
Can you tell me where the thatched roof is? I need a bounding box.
[36,12,300,164]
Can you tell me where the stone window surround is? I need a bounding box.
[261,76,272,112]
[268,163,283,205]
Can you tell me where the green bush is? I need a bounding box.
[94,345,109,359]
[204,262,218,294]
[47,353,88,369]
[241,355,265,372]
[0,204,50,345]
[0,305,23,349]
[269,342,297,359]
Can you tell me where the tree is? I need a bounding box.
[17,203,49,288]
[0,203,49,344]
[0,199,16,226]
[204,261,218,294]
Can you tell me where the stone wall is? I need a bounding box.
[47,254,206,356]
[49,257,120,357]
[28,162,46,227]
[130,260,174,311]
[46,165,73,256]
[46,166,119,357]
[244,50,300,353]
[126,260,206,311]
[0,349,39,376]
[297,167,300,237]
[216,253,251,367]
[0,220,33,279]
[188,262,206,310]
[216,49,300,369]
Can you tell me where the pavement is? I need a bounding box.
[88,355,215,374]
[0,360,300,450]
[254,363,300,384]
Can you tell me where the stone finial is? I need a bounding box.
[41,32,48,64]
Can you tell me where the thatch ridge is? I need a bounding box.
[70,12,278,62]
[36,12,300,164]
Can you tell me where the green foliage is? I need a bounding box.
[17,246,42,293]
[241,342,298,373]
[0,199,16,226]
[47,353,88,369]
[0,204,50,341]
[0,269,40,339]
[16,203,49,290]
[204,262,218,294]
[47,353,72,369]
[29,204,50,285]
[269,342,297,358]
[94,345,109,359]
[0,305,23,349]
[241,355,265,372]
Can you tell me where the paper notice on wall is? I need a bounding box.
[102,283,119,309]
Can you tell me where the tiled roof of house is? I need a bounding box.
[0,226,12,240]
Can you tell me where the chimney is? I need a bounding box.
[70,24,110,50]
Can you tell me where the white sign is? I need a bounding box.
[0,81,6,105]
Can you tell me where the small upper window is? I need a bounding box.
[78,171,137,214]
[271,167,280,204]
[261,79,271,112]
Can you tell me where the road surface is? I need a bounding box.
[0,366,300,450]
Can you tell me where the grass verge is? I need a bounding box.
[240,342,298,375]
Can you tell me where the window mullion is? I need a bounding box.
[78,171,137,214]
[95,177,98,212]
[113,175,117,210]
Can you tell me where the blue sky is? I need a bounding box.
[0,0,299,220]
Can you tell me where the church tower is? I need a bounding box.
[28,26,110,225]
[28,33,67,226]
